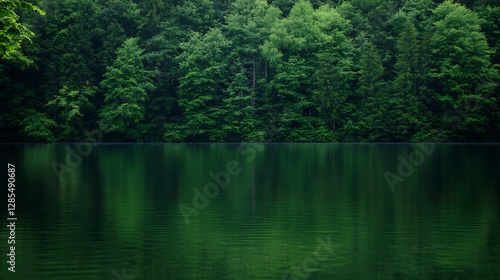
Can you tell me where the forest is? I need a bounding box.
[1,0,499,142]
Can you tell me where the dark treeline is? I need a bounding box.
[1,0,499,142]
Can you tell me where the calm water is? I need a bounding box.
[0,144,499,280]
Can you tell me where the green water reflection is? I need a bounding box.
[0,144,498,279]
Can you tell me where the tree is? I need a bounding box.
[92,0,142,78]
[428,1,499,140]
[262,1,353,141]
[356,39,388,141]
[19,109,56,142]
[37,0,99,95]
[142,21,184,141]
[2,0,500,142]
[349,0,397,72]
[99,38,156,141]
[477,5,500,66]
[388,19,424,141]
[0,0,44,59]
[312,5,356,137]
[174,0,216,33]
[46,85,96,141]
[175,28,234,141]
[394,20,420,98]
[224,0,281,90]
[270,56,320,141]
[221,0,282,141]
[223,68,264,141]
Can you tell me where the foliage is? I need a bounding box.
[0,0,44,59]
[46,84,96,141]
[427,0,499,140]
[1,0,499,142]
[99,37,156,141]
[176,28,234,141]
[19,109,55,142]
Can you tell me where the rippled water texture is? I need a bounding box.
[0,143,499,279]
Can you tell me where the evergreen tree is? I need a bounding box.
[356,40,388,141]
[223,68,264,141]
[46,85,96,141]
[92,0,142,78]
[174,28,233,141]
[37,0,99,95]
[174,0,216,33]
[224,0,281,90]
[312,6,355,138]
[99,38,156,141]
[1,0,500,142]
[389,19,423,141]
[142,21,184,141]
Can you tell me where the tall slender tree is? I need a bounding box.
[175,28,234,141]
[388,19,423,141]
[356,40,388,141]
[99,38,156,141]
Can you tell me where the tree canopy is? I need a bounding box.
[1,0,499,142]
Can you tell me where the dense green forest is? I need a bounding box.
[1,0,499,142]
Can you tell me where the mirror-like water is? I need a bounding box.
[0,144,498,279]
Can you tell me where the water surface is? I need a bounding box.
[0,144,499,279]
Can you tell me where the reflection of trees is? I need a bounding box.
[7,144,500,279]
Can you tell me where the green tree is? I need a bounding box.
[2,0,500,143]
[349,0,397,72]
[270,56,319,141]
[394,20,420,98]
[262,1,352,141]
[0,0,44,59]
[92,0,141,78]
[356,40,388,141]
[312,5,355,137]
[389,19,424,141]
[19,109,56,142]
[174,0,216,33]
[222,0,282,141]
[224,0,281,90]
[46,85,96,141]
[174,28,233,141]
[37,0,98,95]
[99,38,156,141]
[477,5,500,66]
[428,1,499,140]
[142,21,184,141]
[223,69,265,141]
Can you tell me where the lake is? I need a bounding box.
[0,143,499,279]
